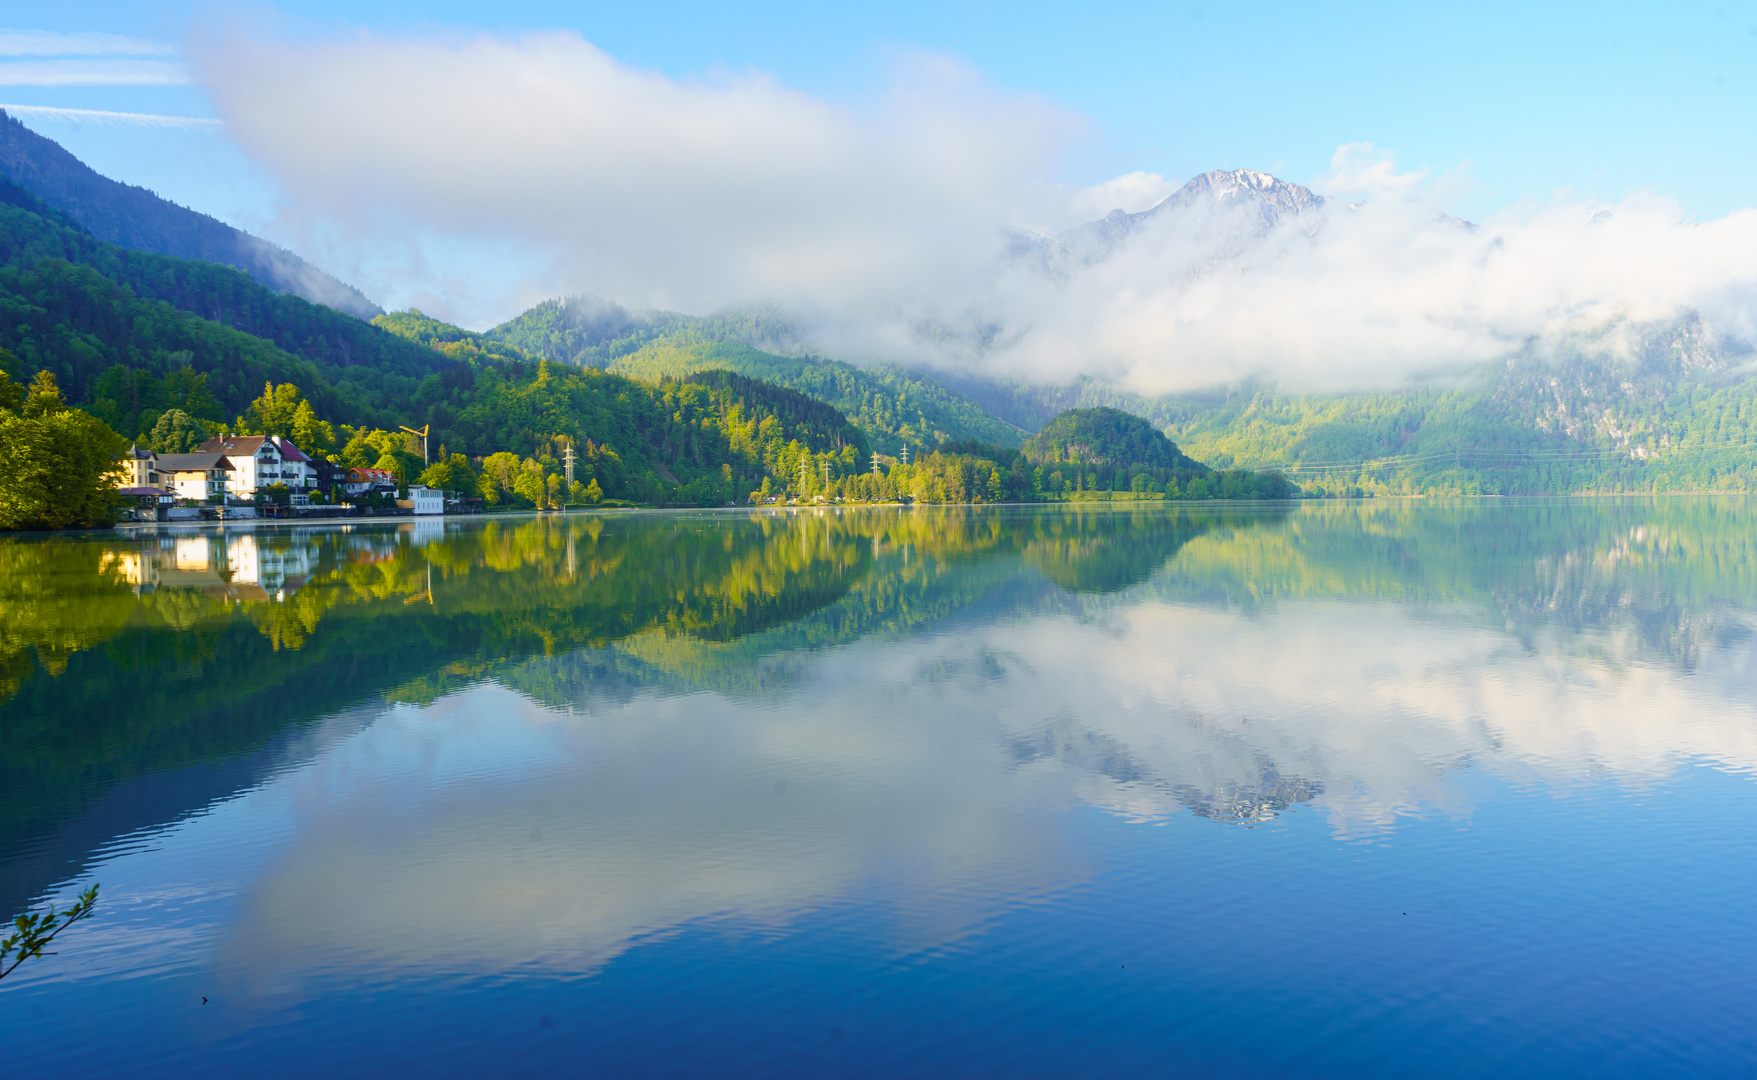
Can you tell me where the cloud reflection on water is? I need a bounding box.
[219,554,1757,986]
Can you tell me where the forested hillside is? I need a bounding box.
[944,320,1757,497]
[0,111,380,318]
[488,295,1024,451]
[1023,406,1203,470]
[0,178,451,433]
[371,310,526,364]
[609,341,1024,452]
[366,315,874,506]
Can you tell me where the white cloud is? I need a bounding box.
[0,59,189,86]
[1310,141,1427,199]
[194,27,1757,390]
[0,29,175,57]
[197,29,1074,319]
[981,189,1757,392]
[1055,170,1181,224]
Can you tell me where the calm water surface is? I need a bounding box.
[3,500,1755,1077]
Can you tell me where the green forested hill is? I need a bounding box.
[489,295,1025,452]
[1023,406,1203,470]
[951,320,1757,497]
[610,340,1024,451]
[371,310,526,364]
[0,179,446,380]
[0,252,369,433]
[0,110,381,318]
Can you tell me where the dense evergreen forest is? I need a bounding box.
[0,178,451,430]
[0,109,380,317]
[937,320,1757,497]
[488,295,1024,451]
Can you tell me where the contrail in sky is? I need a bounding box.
[1,103,220,129]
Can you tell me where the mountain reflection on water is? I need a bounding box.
[4,499,1757,1072]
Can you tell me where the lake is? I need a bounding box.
[3,500,1755,1077]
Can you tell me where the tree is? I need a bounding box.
[0,375,129,529]
[242,382,305,435]
[512,466,547,506]
[418,459,453,490]
[480,452,522,498]
[21,369,65,419]
[148,409,207,454]
[291,399,335,457]
[2,884,99,981]
[585,478,603,504]
[0,351,22,414]
[546,474,564,507]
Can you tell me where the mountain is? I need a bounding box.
[1021,406,1204,471]
[488,295,812,367]
[939,313,1757,497]
[372,309,528,364]
[0,110,381,319]
[0,175,452,422]
[489,296,1025,451]
[1014,168,1334,276]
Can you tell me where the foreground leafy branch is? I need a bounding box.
[0,884,99,982]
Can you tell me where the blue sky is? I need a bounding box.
[9,0,1757,221]
[4,0,1757,373]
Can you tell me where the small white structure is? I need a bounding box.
[400,485,444,515]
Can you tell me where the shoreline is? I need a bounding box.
[0,490,1745,540]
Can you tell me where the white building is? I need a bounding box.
[151,453,235,502]
[196,435,317,499]
[401,485,444,515]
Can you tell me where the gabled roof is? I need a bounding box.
[275,438,312,462]
[155,453,234,472]
[197,434,315,462]
[128,444,155,460]
[199,435,269,456]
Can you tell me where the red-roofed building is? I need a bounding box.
[345,467,397,496]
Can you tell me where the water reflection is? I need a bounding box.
[6,500,1757,941]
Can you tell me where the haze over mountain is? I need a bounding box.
[0,110,383,320]
[185,28,1757,401]
[1014,168,1337,278]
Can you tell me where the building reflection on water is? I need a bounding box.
[98,527,415,604]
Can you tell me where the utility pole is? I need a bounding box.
[563,445,577,485]
[822,461,830,489]
[871,451,881,476]
[798,455,810,494]
[900,446,910,467]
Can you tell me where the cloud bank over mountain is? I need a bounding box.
[199,28,1757,392]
